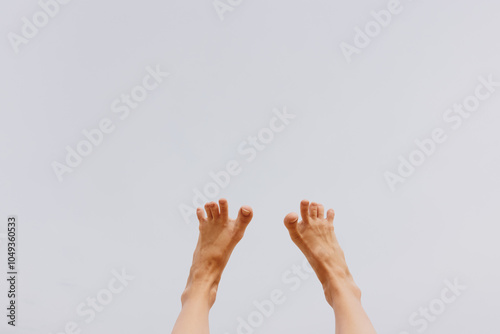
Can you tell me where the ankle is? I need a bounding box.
[323,276,362,308]
[181,279,219,308]
[181,266,222,307]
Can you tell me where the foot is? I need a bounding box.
[182,199,253,307]
[284,200,360,308]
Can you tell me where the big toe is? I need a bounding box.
[236,206,253,226]
[284,212,301,239]
[284,212,299,229]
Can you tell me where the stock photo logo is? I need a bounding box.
[213,0,244,21]
[51,65,170,182]
[48,269,134,334]
[385,74,500,192]
[179,107,296,224]
[339,0,422,63]
[224,259,314,334]
[397,278,466,334]
[7,0,73,54]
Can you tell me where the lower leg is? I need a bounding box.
[171,267,219,334]
[284,200,377,334]
[172,199,253,334]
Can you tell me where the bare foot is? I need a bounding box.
[284,200,360,308]
[182,199,253,307]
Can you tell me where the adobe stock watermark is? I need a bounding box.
[213,0,243,21]
[178,107,296,224]
[385,74,500,192]
[396,278,466,334]
[51,64,170,182]
[48,268,134,334]
[7,0,73,54]
[339,0,420,63]
[224,258,313,334]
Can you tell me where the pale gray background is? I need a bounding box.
[1,0,499,333]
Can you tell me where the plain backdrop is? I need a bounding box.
[1,0,499,333]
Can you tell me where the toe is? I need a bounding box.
[284,213,300,238]
[219,198,229,219]
[196,207,207,222]
[284,212,299,227]
[309,202,318,218]
[204,203,213,220]
[236,206,253,227]
[327,209,335,224]
[300,200,310,223]
[317,204,324,218]
[209,202,220,219]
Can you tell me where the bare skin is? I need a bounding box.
[284,200,377,334]
[172,199,376,334]
[171,199,253,334]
